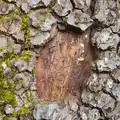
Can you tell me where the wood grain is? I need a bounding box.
[36,29,93,101]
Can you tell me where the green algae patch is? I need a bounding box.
[5,104,31,120]
[0,3,36,118]
[0,49,33,118]
[20,12,31,47]
[0,7,31,47]
[0,64,17,108]
[0,72,17,116]
[21,14,29,30]
[16,105,31,115]
[19,50,32,61]
[0,90,17,106]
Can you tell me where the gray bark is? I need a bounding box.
[0,0,120,120]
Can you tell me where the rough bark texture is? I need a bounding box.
[0,0,120,120]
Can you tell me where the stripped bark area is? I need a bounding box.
[36,29,94,101]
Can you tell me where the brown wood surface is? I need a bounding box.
[36,29,93,101]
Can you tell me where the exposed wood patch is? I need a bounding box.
[36,29,94,101]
